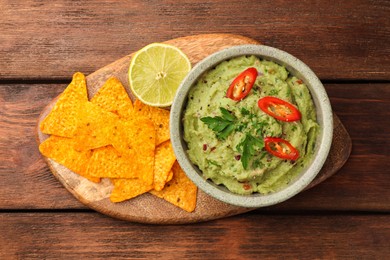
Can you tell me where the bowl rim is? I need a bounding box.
[170,44,333,208]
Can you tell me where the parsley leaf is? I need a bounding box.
[220,107,236,122]
[236,134,264,170]
[240,107,250,116]
[200,107,237,140]
[217,124,235,140]
[253,121,268,136]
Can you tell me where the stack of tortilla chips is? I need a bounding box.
[39,72,197,212]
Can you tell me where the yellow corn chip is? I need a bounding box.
[91,77,133,119]
[86,145,140,179]
[78,100,119,128]
[39,135,99,183]
[75,77,134,150]
[117,118,156,184]
[111,118,156,181]
[74,106,155,155]
[165,170,173,183]
[73,111,121,151]
[40,72,89,137]
[134,99,170,145]
[85,117,156,184]
[86,145,151,186]
[150,161,197,212]
[153,140,176,191]
[110,178,153,202]
[39,74,194,210]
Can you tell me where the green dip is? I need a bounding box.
[183,55,319,195]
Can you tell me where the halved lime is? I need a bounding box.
[129,43,191,107]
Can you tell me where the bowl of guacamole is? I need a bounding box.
[170,45,333,208]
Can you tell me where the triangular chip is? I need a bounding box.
[85,117,156,184]
[39,135,99,183]
[86,145,152,185]
[150,161,197,212]
[40,72,89,137]
[86,146,138,179]
[134,99,170,145]
[110,178,153,202]
[153,140,176,191]
[91,77,133,119]
[110,118,156,181]
[77,101,119,130]
[165,170,173,183]
[73,108,121,151]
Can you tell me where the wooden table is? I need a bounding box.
[1,1,389,259]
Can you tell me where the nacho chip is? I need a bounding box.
[74,104,155,155]
[85,117,156,184]
[153,140,176,191]
[110,178,153,202]
[86,144,151,185]
[39,135,99,183]
[73,111,121,151]
[40,72,89,137]
[166,170,173,183]
[79,100,119,126]
[74,77,134,151]
[91,77,133,119]
[111,118,156,182]
[134,99,170,145]
[150,161,197,212]
[86,145,143,180]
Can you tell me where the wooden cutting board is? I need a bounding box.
[37,34,352,224]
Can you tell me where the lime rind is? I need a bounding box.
[129,43,191,107]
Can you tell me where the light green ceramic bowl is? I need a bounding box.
[170,45,333,208]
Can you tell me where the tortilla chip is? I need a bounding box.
[91,77,133,119]
[86,144,151,184]
[73,111,121,151]
[39,135,99,183]
[153,140,176,191]
[116,118,156,185]
[75,77,134,150]
[150,161,197,212]
[40,75,195,209]
[86,145,144,180]
[111,118,156,179]
[134,99,170,145]
[85,117,156,185]
[110,178,153,202]
[74,106,155,154]
[166,170,173,183]
[40,72,89,137]
[81,100,119,125]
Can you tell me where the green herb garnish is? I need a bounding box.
[200,107,236,140]
[253,121,268,136]
[236,134,265,170]
[201,107,267,169]
[240,107,250,116]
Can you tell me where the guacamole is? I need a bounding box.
[183,55,319,195]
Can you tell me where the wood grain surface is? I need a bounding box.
[1,212,389,259]
[35,34,351,224]
[1,0,389,258]
[1,0,389,80]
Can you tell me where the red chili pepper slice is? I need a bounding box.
[258,96,301,122]
[264,137,299,160]
[226,67,258,101]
